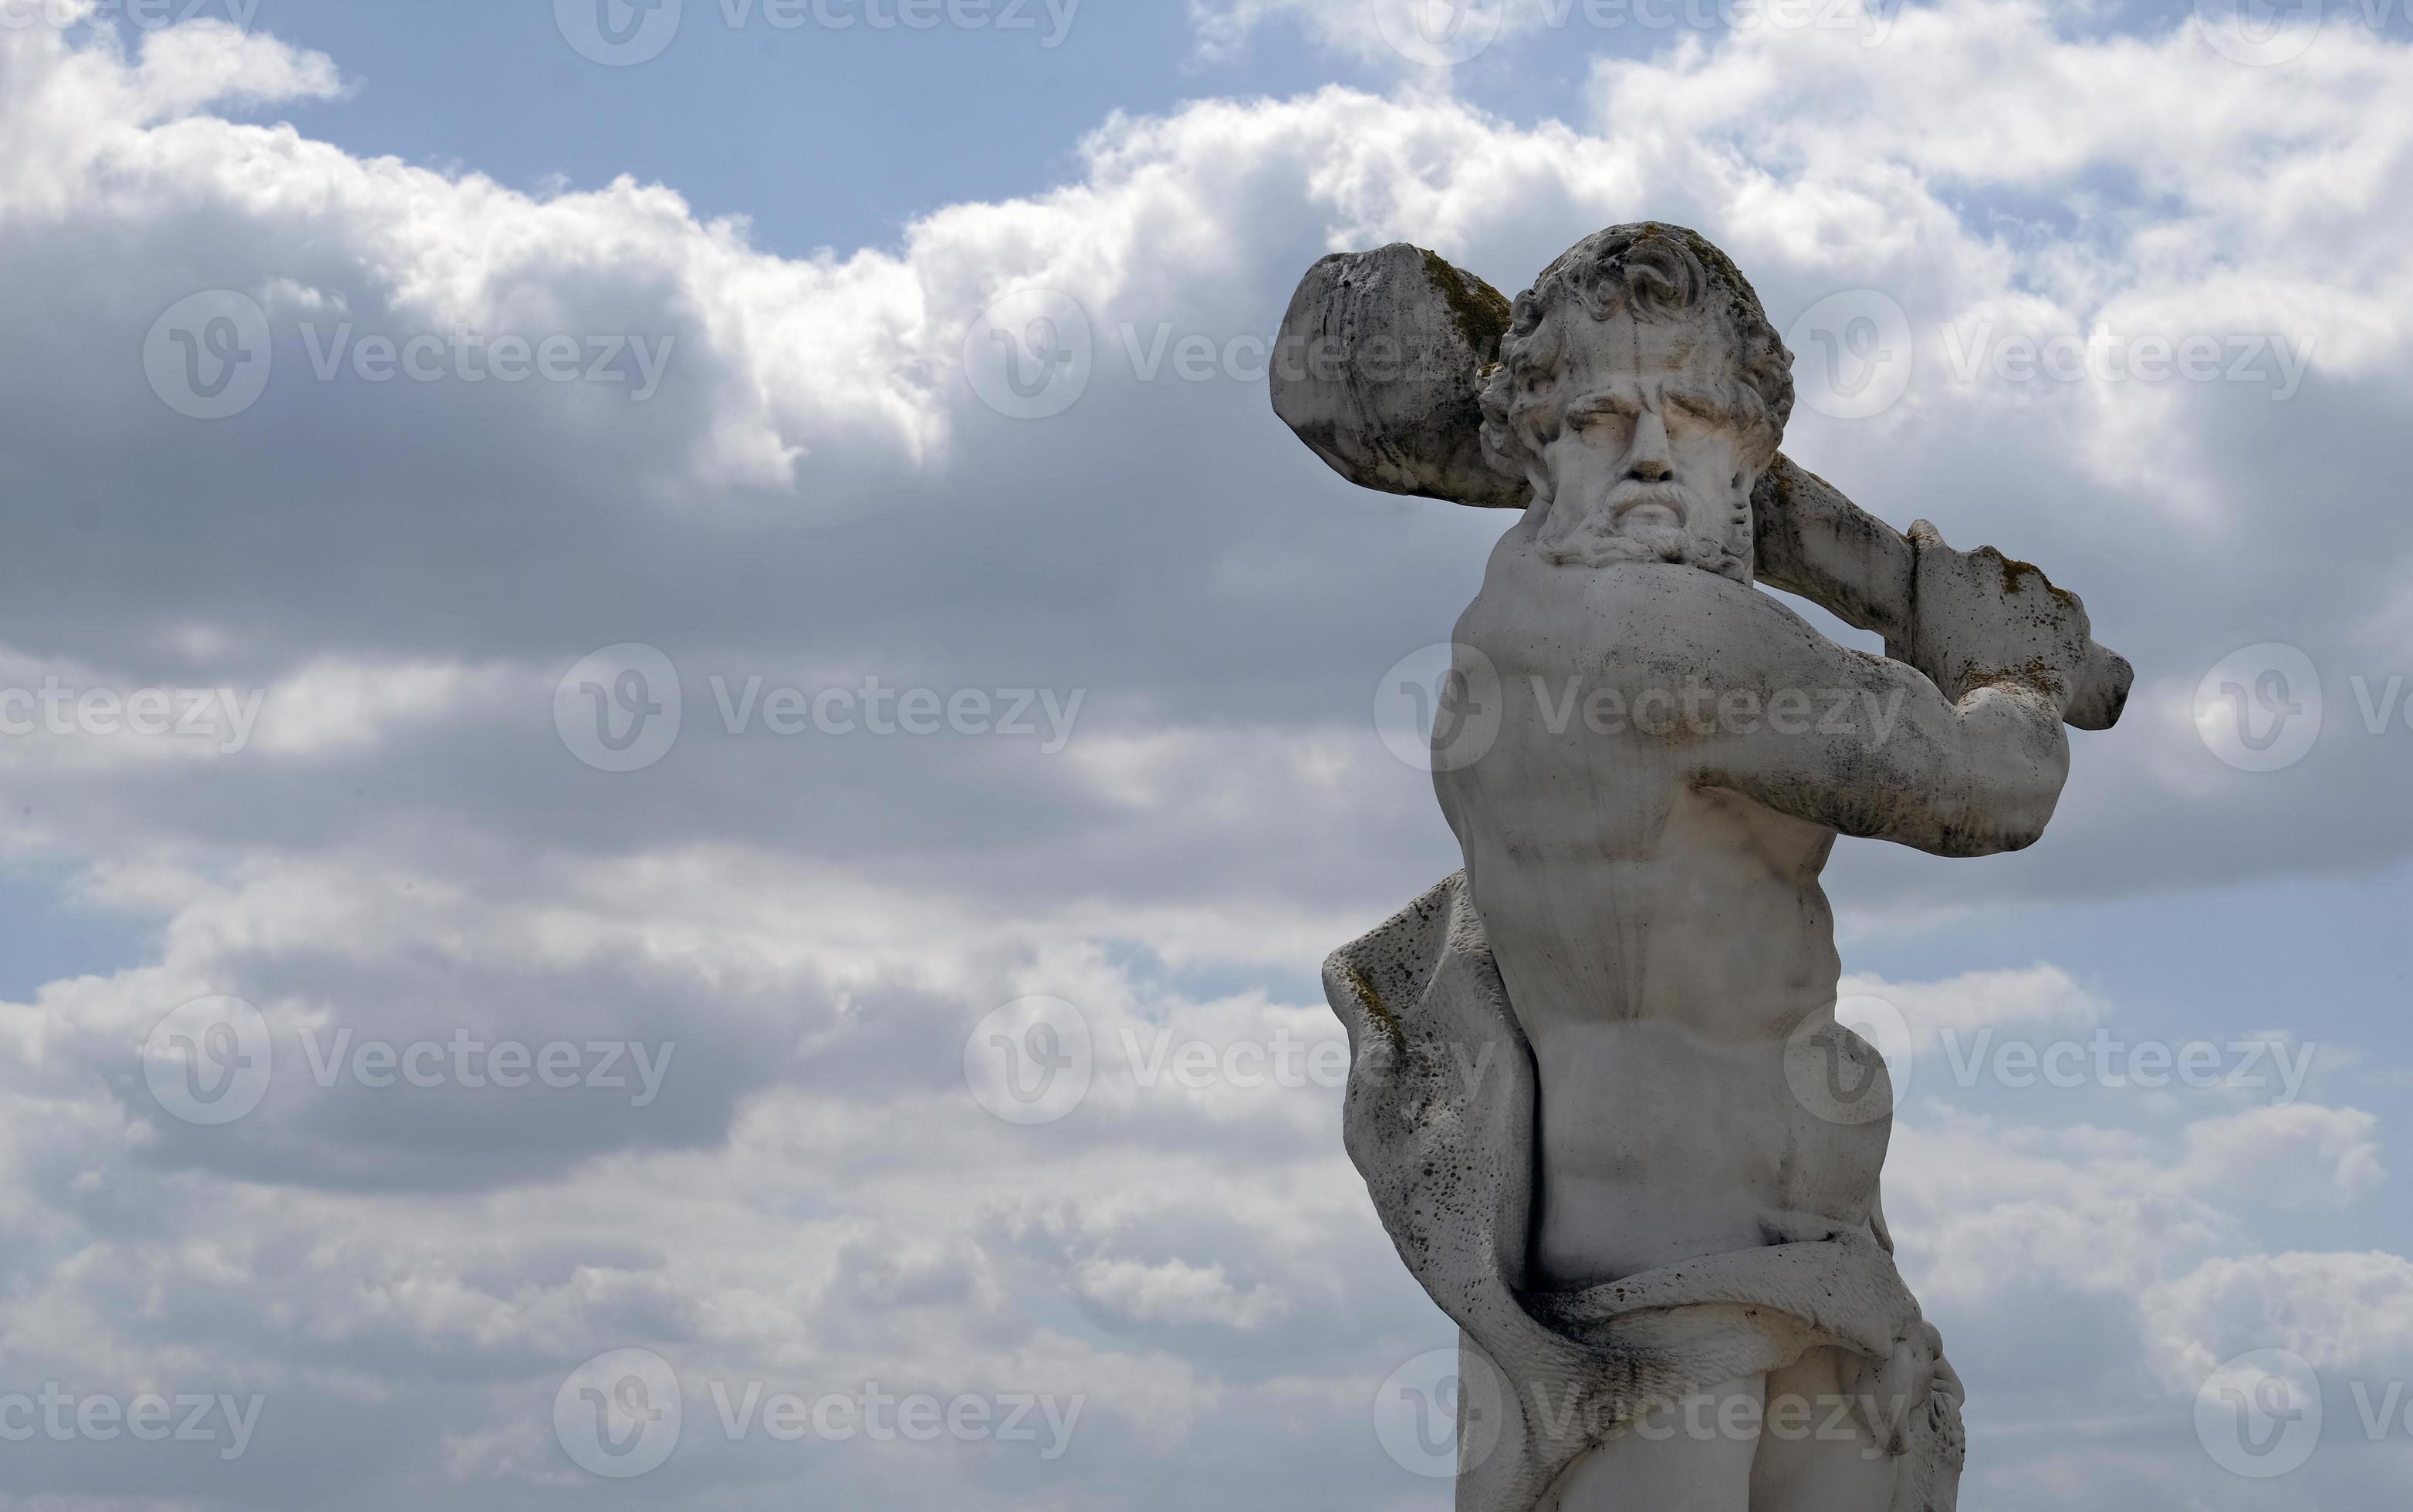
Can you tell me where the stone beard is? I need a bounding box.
[1319,224,2109,1512]
[1479,228,1778,586]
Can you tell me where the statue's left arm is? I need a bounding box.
[1658,544,2094,856]
[1753,462,2133,732]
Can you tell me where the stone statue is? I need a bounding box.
[1271,226,2131,1511]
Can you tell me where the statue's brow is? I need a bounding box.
[1563,391,1639,420]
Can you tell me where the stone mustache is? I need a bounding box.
[1271,226,2131,1512]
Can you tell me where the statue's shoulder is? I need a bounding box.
[1607,562,1838,660]
[1473,542,1798,640]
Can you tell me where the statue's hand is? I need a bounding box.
[1901,519,2095,720]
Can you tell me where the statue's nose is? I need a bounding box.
[1625,408,1674,482]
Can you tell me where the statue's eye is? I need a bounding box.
[1567,402,1634,434]
[1665,392,1725,427]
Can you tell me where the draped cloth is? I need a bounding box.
[1323,873,1965,1512]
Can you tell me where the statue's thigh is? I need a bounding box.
[1750,1348,1901,1512]
[1540,1376,1763,1512]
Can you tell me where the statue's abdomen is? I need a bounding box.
[1435,553,1888,1286]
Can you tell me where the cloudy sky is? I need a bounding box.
[1,0,2410,1506]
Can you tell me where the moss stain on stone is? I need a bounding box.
[1962,654,2067,701]
[1417,246,1512,361]
[1996,552,2079,608]
[1671,224,1776,338]
[1345,966,1405,1044]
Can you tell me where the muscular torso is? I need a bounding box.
[1435,522,1891,1289]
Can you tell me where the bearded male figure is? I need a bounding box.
[1280,225,2127,1511]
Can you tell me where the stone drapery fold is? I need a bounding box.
[1325,872,1965,1512]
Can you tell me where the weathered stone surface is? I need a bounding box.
[1270,243,1525,509]
[1289,224,2127,1511]
[1269,241,2133,732]
[1327,876,1965,1512]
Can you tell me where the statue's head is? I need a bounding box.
[1479,223,1793,582]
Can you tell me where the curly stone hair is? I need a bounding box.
[1477,223,1795,492]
